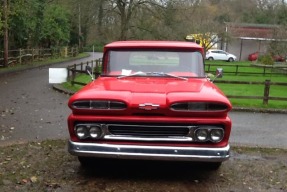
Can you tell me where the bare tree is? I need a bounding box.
[3,0,8,67]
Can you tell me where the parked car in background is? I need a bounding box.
[248,52,258,61]
[67,41,232,170]
[205,49,237,62]
[248,52,286,62]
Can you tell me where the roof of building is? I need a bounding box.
[225,22,279,39]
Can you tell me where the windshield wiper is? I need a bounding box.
[118,71,188,80]
[146,72,188,80]
[117,71,146,79]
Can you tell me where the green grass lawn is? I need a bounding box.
[63,61,287,109]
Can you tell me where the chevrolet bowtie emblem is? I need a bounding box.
[139,103,160,110]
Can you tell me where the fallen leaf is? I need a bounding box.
[30,176,37,183]
[22,179,28,184]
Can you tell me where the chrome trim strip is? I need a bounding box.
[104,135,194,142]
[68,140,230,162]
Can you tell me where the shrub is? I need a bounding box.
[258,54,274,65]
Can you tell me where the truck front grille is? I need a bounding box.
[105,124,198,142]
[108,124,189,137]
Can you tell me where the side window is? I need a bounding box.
[108,51,130,71]
[218,51,225,55]
[178,52,204,76]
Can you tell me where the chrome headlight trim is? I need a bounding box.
[194,127,225,143]
[210,129,224,143]
[74,124,104,140]
[75,125,89,139]
[195,129,209,142]
[89,126,103,139]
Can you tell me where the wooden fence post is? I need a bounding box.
[19,48,22,65]
[263,79,271,105]
[71,64,76,86]
[32,49,34,62]
[235,65,239,75]
[67,67,70,81]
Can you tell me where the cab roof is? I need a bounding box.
[104,41,204,52]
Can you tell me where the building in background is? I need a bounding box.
[225,22,285,61]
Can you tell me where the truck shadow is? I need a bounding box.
[76,158,219,181]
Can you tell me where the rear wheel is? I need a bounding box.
[208,57,214,61]
[228,57,234,62]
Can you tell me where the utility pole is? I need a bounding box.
[3,0,9,67]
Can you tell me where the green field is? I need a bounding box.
[64,60,287,109]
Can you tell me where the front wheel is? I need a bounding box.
[206,162,222,170]
[208,57,214,61]
[78,156,95,167]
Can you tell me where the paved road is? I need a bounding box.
[0,54,286,149]
[0,53,102,145]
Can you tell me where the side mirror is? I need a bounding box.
[216,68,223,78]
[210,68,223,82]
[86,66,94,81]
[86,66,92,75]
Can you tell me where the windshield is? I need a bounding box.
[105,50,205,77]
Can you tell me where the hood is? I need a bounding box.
[70,76,229,105]
[87,77,204,93]
[69,76,232,117]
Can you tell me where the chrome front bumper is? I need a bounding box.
[68,140,230,162]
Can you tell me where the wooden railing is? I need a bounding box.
[215,80,287,105]
[67,59,102,86]
[205,63,287,76]
[0,47,79,67]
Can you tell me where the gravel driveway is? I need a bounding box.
[1,53,286,149]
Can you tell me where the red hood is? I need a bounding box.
[70,77,229,105]
[86,77,204,93]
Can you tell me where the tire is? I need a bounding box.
[206,162,222,170]
[78,156,95,167]
[228,57,234,62]
[208,57,214,61]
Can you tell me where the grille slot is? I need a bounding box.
[108,124,191,137]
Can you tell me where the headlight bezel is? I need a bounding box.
[89,126,103,139]
[194,127,225,143]
[74,124,104,140]
[75,125,89,139]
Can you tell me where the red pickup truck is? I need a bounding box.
[67,41,232,170]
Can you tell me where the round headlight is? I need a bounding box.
[210,129,224,142]
[76,126,88,139]
[195,129,208,141]
[89,126,102,139]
